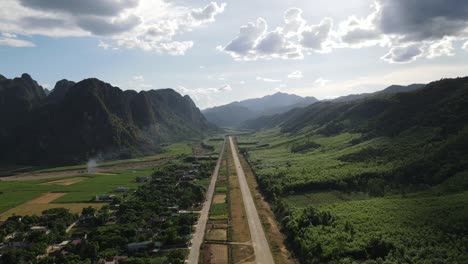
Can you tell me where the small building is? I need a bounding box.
[30,226,49,233]
[95,195,115,202]
[181,175,196,181]
[127,241,152,252]
[154,241,163,248]
[71,239,82,246]
[167,206,179,212]
[114,187,129,193]
[99,256,127,264]
[9,240,28,248]
[135,176,149,183]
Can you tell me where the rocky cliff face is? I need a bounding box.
[0,74,216,165]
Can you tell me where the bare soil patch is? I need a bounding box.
[202,244,228,264]
[231,244,254,264]
[213,194,226,204]
[206,229,227,241]
[207,220,228,229]
[0,202,104,220]
[41,177,87,186]
[27,192,66,204]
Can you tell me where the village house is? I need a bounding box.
[127,241,153,252]
[95,194,115,202]
[135,176,149,183]
[30,226,49,234]
[114,187,129,193]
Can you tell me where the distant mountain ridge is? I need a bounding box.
[203,92,318,128]
[331,83,425,102]
[0,74,216,165]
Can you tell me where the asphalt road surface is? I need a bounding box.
[229,136,275,264]
[187,140,226,264]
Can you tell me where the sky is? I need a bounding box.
[1,0,468,109]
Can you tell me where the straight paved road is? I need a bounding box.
[187,140,226,264]
[229,136,275,264]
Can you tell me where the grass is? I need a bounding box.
[0,141,191,217]
[0,203,104,220]
[0,168,154,216]
[34,142,192,173]
[285,191,369,208]
[209,203,228,220]
[215,186,227,193]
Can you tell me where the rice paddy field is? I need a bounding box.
[0,142,196,220]
[0,168,154,220]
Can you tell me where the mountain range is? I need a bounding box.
[204,83,426,129]
[242,78,467,137]
[329,83,425,102]
[0,74,215,165]
[202,92,318,128]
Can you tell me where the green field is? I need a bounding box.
[0,168,153,216]
[209,203,228,220]
[36,142,192,173]
[0,142,193,217]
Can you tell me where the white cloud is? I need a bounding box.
[256,76,282,83]
[382,43,424,64]
[0,33,35,47]
[291,64,468,99]
[124,75,153,91]
[0,0,226,54]
[463,41,468,51]
[190,2,226,24]
[314,78,330,87]
[427,38,455,58]
[41,83,50,89]
[287,70,303,79]
[221,1,468,63]
[221,7,337,60]
[98,40,111,50]
[176,83,232,108]
[177,84,232,95]
[300,18,333,52]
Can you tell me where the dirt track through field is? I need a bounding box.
[27,192,66,204]
[41,177,87,186]
[187,140,226,264]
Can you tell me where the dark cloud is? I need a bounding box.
[77,15,141,36]
[341,28,380,44]
[19,0,139,16]
[378,0,468,41]
[382,43,423,63]
[20,17,69,29]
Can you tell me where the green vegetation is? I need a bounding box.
[0,157,216,264]
[238,77,468,263]
[209,203,228,220]
[215,186,228,193]
[0,75,216,165]
[0,170,150,215]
